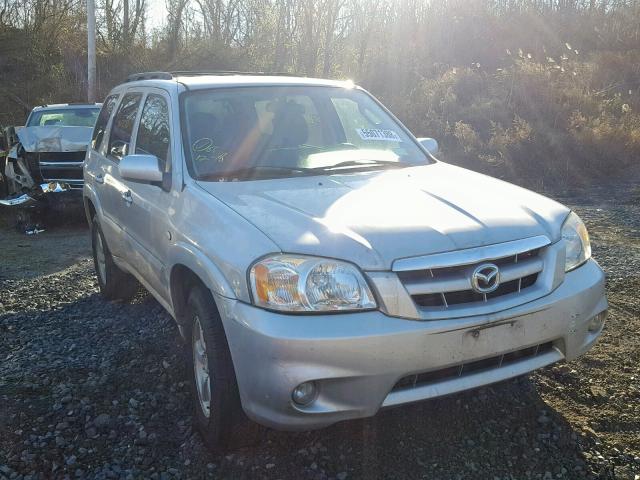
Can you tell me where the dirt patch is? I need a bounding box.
[0,210,90,285]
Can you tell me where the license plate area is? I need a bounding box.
[461,319,525,354]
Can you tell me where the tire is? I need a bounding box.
[185,284,263,452]
[0,157,8,198]
[13,208,38,233]
[91,215,139,301]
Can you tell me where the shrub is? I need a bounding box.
[403,54,640,191]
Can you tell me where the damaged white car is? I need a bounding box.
[0,103,101,229]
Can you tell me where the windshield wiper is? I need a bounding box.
[198,165,311,180]
[309,159,412,172]
[197,159,412,181]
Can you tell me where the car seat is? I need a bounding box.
[265,100,308,167]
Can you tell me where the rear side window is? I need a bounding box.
[91,95,119,151]
[108,93,142,162]
[135,94,171,170]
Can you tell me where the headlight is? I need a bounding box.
[562,212,591,272]
[249,255,377,312]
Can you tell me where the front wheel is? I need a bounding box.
[91,215,139,301]
[186,284,262,452]
[0,157,11,199]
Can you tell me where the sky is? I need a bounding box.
[146,0,166,30]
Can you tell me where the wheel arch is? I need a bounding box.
[168,244,237,331]
[170,264,206,327]
[83,183,103,224]
[84,196,96,223]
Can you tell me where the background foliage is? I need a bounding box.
[1,0,639,190]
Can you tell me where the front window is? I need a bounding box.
[135,94,171,171]
[181,86,430,181]
[27,107,100,127]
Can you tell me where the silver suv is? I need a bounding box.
[84,72,608,451]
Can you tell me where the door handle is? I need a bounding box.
[95,173,104,185]
[121,190,132,205]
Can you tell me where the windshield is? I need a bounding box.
[181,86,430,180]
[27,107,100,127]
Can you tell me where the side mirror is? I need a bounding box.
[417,137,439,156]
[119,154,163,183]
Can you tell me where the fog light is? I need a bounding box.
[588,310,607,333]
[292,381,317,406]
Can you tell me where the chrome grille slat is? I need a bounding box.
[405,274,470,295]
[440,292,448,307]
[40,161,84,167]
[516,253,522,292]
[392,235,550,272]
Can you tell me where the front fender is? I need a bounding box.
[167,241,237,301]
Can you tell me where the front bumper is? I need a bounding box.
[218,259,607,431]
[0,181,80,208]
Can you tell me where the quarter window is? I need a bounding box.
[135,94,171,170]
[108,93,142,162]
[91,95,119,151]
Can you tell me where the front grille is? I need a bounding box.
[37,151,86,162]
[397,245,544,311]
[391,341,554,392]
[412,272,538,307]
[36,151,85,183]
[40,167,83,181]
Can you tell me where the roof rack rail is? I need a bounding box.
[125,72,173,82]
[125,71,306,82]
[169,70,305,77]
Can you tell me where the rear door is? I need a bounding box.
[101,91,144,259]
[85,93,124,254]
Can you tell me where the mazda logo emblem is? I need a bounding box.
[471,263,501,294]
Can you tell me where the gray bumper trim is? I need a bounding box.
[382,347,563,407]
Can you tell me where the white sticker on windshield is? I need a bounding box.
[356,128,402,142]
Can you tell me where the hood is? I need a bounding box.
[196,162,569,270]
[15,126,93,153]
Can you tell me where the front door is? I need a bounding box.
[118,89,175,299]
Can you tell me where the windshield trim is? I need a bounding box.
[178,84,435,182]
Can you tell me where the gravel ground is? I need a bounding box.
[1,182,639,480]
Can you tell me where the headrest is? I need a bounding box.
[267,100,306,117]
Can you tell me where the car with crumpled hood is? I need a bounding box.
[0,103,100,223]
[83,72,607,452]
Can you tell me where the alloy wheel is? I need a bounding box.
[192,315,211,418]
